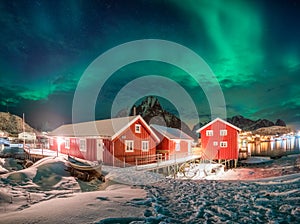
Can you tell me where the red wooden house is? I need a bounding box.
[48,115,160,166]
[150,124,194,160]
[196,118,241,165]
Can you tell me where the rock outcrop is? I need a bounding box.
[0,112,36,135]
[130,96,197,139]
[227,115,286,131]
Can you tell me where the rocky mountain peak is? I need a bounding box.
[275,119,286,126]
[130,96,197,139]
[227,115,285,131]
[132,96,163,117]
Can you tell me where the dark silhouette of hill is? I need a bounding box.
[0,112,37,135]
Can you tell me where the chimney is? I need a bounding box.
[133,106,136,116]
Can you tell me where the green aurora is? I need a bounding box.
[0,0,299,130]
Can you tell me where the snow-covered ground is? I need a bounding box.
[0,154,299,223]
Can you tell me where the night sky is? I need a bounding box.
[0,0,299,131]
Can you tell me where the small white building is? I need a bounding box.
[18,132,36,141]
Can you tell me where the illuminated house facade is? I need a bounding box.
[196,118,241,162]
[48,115,160,166]
[150,124,194,159]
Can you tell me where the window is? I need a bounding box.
[220,130,227,136]
[206,130,213,136]
[220,141,228,148]
[135,124,141,133]
[79,139,86,151]
[65,139,70,149]
[142,141,149,152]
[213,141,218,146]
[125,140,134,152]
[175,141,180,151]
[50,138,53,146]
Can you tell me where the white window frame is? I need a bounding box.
[125,140,134,152]
[213,141,218,147]
[220,141,228,148]
[141,141,149,152]
[135,124,141,133]
[220,130,227,136]
[79,139,86,152]
[206,130,213,136]
[65,138,70,149]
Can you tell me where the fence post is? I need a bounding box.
[135,157,138,170]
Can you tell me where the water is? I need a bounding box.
[248,136,300,156]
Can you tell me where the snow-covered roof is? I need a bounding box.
[196,117,241,133]
[49,115,160,142]
[150,124,194,141]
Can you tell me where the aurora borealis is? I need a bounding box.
[0,0,299,130]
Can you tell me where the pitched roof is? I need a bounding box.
[196,117,241,133]
[150,124,194,141]
[49,115,160,141]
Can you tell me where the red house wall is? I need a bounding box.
[48,117,158,165]
[112,119,157,165]
[103,139,115,166]
[179,141,190,154]
[49,138,57,152]
[156,136,190,159]
[69,138,83,159]
[85,139,97,161]
[200,120,239,160]
[156,137,169,151]
[49,137,85,159]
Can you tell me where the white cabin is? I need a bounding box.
[18,132,36,141]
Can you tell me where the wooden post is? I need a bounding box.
[112,142,115,167]
[135,157,138,170]
[234,159,238,168]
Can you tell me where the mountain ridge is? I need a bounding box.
[129,96,198,139]
[1,97,288,137]
[226,115,286,131]
[0,112,37,136]
[127,96,287,136]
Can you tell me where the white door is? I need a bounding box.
[96,139,103,161]
[175,140,180,151]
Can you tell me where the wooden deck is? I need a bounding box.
[22,147,203,175]
[23,147,67,161]
[135,153,201,171]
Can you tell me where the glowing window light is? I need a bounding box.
[57,137,65,145]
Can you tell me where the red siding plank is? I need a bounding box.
[200,120,239,160]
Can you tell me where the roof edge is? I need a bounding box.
[196,117,241,133]
[111,115,160,142]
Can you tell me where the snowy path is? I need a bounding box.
[0,154,299,223]
[135,174,300,223]
[102,165,165,185]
